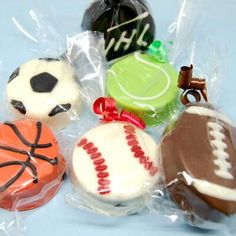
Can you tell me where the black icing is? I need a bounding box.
[0,122,58,192]
[104,0,123,5]
[48,104,71,117]
[38,58,60,62]
[11,100,26,114]
[114,203,127,207]
[82,0,155,61]
[30,72,58,93]
[8,67,20,83]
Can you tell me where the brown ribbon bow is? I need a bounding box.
[178,64,208,105]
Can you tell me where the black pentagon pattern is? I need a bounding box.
[11,100,26,114]
[38,58,60,62]
[30,72,58,93]
[8,67,20,83]
[48,104,71,117]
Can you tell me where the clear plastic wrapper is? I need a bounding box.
[5,10,107,130]
[146,0,235,234]
[1,10,107,236]
[159,101,236,221]
[0,119,66,236]
[82,0,156,61]
[1,58,73,232]
[105,41,181,127]
[65,0,217,218]
[151,63,236,234]
[66,97,162,216]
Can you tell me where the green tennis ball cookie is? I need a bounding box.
[106,52,180,126]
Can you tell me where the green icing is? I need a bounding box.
[106,52,180,126]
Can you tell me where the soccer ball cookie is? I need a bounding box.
[0,119,66,211]
[7,58,81,129]
[71,122,160,215]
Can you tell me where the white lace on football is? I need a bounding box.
[208,122,233,180]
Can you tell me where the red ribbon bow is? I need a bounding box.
[93,97,146,130]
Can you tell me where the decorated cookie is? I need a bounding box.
[82,0,155,61]
[71,122,160,215]
[0,120,66,211]
[106,52,180,126]
[7,58,81,129]
[160,104,236,223]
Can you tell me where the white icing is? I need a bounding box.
[108,52,171,101]
[105,38,115,55]
[107,12,149,32]
[7,59,81,129]
[72,122,159,203]
[208,122,233,180]
[137,23,150,47]
[193,178,236,201]
[105,12,151,55]
[182,171,236,201]
[186,106,233,125]
[114,29,137,52]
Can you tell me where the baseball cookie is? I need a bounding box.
[82,0,155,61]
[107,52,180,126]
[0,120,66,211]
[71,122,160,215]
[160,104,236,223]
[7,58,81,129]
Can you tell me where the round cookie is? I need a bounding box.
[0,120,66,211]
[160,104,236,223]
[107,52,180,126]
[71,122,160,215]
[7,58,81,129]
[82,0,155,61]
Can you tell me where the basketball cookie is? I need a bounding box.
[0,120,66,211]
[160,104,236,223]
[7,58,81,129]
[71,122,160,215]
[107,52,180,126]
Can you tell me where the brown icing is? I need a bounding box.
[160,104,236,222]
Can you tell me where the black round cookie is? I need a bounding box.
[82,0,156,61]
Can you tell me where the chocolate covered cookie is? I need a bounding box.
[160,104,236,223]
[0,120,66,211]
[7,58,81,129]
[82,0,155,61]
[71,122,160,215]
[106,52,179,126]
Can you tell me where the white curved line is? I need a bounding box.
[108,53,171,101]
[107,12,149,32]
[12,17,38,43]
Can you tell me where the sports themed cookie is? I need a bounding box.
[160,104,236,223]
[106,52,180,126]
[0,120,66,211]
[71,122,160,215]
[82,0,155,61]
[7,58,81,129]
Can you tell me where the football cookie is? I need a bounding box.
[106,52,180,126]
[160,104,236,223]
[71,122,160,215]
[7,58,81,129]
[82,0,155,61]
[0,120,66,211]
